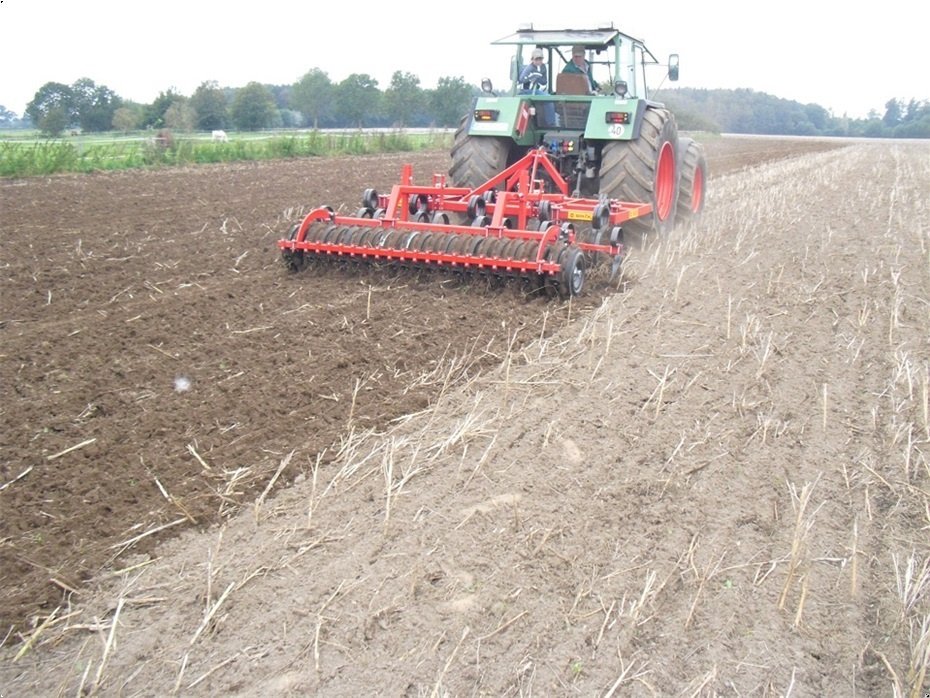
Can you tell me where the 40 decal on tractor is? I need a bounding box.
[279,23,707,298]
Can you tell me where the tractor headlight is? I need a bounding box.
[474,109,500,121]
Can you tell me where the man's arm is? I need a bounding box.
[586,63,598,91]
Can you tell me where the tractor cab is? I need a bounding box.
[489,23,678,101]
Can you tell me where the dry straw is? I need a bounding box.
[778,476,823,620]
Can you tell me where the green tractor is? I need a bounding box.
[450,23,707,239]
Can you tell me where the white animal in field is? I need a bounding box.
[211,130,228,142]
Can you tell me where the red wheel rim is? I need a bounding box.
[654,141,676,221]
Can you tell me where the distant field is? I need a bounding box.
[0,128,454,176]
[0,127,454,144]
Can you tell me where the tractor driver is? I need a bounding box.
[562,45,599,93]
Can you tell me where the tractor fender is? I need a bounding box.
[626,100,650,140]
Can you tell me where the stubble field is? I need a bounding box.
[1,135,928,696]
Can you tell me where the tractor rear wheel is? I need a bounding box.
[599,107,679,243]
[450,116,511,190]
[675,137,708,225]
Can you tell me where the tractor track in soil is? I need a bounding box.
[0,135,844,643]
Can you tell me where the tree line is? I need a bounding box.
[1,69,477,136]
[661,87,930,139]
[1,70,928,139]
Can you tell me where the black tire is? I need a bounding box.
[599,107,680,242]
[558,246,586,299]
[675,138,708,225]
[449,115,511,190]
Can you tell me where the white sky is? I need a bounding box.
[1,0,924,120]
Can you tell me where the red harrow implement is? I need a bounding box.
[278,148,651,299]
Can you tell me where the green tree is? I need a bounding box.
[71,78,121,132]
[803,103,829,132]
[112,106,141,132]
[291,68,334,129]
[672,108,720,133]
[429,76,476,127]
[38,106,69,137]
[143,89,186,129]
[382,71,426,127]
[334,74,380,128]
[863,119,884,137]
[165,101,197,131]
[882,98,902,127]
[231,82,276,130]
[267,84,291,110]
[0,105,19,127]
[901,98,927,124]
[891,101,930,138]
[26,82,76,130]
[893,117,930,138]
[191,81,228,131]
[278,109,303,127]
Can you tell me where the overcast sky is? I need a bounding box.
[1,1,924,120]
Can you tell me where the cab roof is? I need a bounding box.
[491,26,642,50]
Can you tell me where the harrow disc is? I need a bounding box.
[284,212,607,302]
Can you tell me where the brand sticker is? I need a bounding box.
[568,210,593,221]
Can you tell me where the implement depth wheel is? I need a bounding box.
[558,246,586,299]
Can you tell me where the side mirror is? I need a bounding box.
[668,54,680,81]
[613,80,628,97]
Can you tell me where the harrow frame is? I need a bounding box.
[278,148,652,297]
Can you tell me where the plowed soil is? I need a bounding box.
[2,135,929,696]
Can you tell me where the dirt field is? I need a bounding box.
[2,135,928,695]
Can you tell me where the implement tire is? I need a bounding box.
[449,116,511,190]
[675,137,708,225]
[599,107,679,243]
